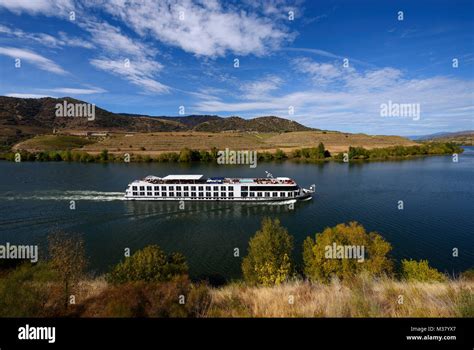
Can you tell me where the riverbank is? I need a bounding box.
[0,142,463,164]
[1,220,472,318]
[1,267,472,318]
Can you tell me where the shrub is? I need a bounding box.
[80,276,211,318]
[48,230,87,309]
[242,218,293,286]
[303,222,393,283]
[460,268,474,281]
[99,149,109,161]
[274,149,287,160]
[107,245,188,284]
[401,259,447,282]
[0,263,57,317]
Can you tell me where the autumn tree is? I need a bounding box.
[242,218,294,286]
[303,222,393,282]
[108,245,188,284]
[401,259,446,282]
[48,230,87,309]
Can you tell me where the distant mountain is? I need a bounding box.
[0,96,313,147]
[408,130,473,145]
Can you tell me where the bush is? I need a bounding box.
[303,222,393,283]
[99,149,109,161]
[48,230,87,309]
[460,268,474,281]
[179,148,200,162]
[401,259,447,282]
[274,149,287,160]
[107,245,188,284]
[242,218,293,286]
[80,276,211,317]
[0,263,57,317]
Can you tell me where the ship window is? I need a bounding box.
[154,192,159,196]
[140,192,145,196]
[184,186,189,191]
[147,192,152,196]
[191,192,196,197]
[242,192,248,197]
[139,186,145,191]
[184,192,189,197]
[162,192,167,197]
[272,192,277,197]
[133,192,138,196]
[221,186,226,191]
[265,192,270,197]
[177,192,182,197]
[213,192,217,197]
[198,192,204,197]
[161,186,166,191]
[229,192,233,197]
[250,192,255,197]
[132,186,137,191]
[206,192,211,197]
[169,186,174,191]
[198,186,204,191]
[289,192,293,197]
[176,186,181,191]
[147,186,152,191]
[169,192,174,197]
[242,186,248,191]
[206,186,211,191]
[257,192,262,197]
[191,186,196,191]
[229,186,234,191]
[154,186,159,191]
[280,192,285,197]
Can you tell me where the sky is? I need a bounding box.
[0,0,473,136]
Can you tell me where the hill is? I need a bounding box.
[0,96,312,148]
[409,130,473,145]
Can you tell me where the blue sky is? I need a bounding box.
[0,0,473,135]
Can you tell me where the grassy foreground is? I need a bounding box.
[1,222,472,318]
[65,276,472,318]
[209,278,473,317]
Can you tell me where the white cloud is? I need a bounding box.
[0,46,67,75]
[240,75,283,99]
[0,25,93,49]
[78,20,151,57]
[0,0,74,15]
[90,58,169,94]
[43,87,107,94]
[194,65,474,135]
[6,93,53,98]
[293,57,347,85]
[99,0,294,57]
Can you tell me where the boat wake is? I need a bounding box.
[1,191,125,202]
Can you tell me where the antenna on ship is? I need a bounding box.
[265,171,274,179]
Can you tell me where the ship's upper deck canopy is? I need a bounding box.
[162,175,203,181]
[137,175,295,185]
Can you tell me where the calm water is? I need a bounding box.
[1,147,473,281]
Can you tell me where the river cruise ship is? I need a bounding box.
[124,175,314,201]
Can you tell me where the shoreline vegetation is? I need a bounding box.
[0,141,463,164]
[0,220,472,318]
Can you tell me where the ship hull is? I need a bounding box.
[123,193,312,201]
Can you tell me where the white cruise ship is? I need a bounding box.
[124,175,314,201]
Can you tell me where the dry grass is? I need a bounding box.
[207,278,473,317]
[25,131,416,154]
[20,276,474,317]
